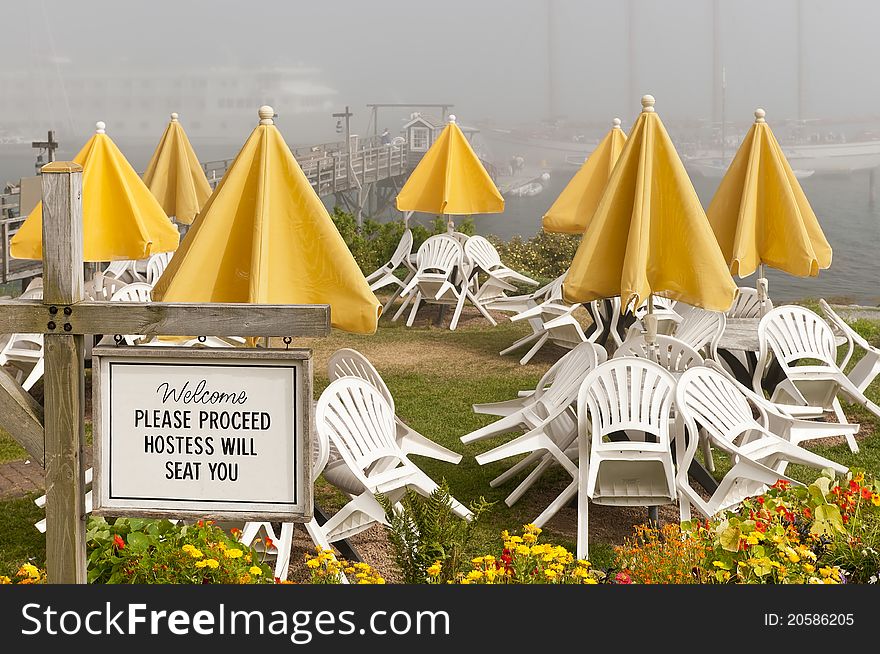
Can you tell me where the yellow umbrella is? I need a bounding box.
[396,115,504,231]
[152,106,380,335]
[707,108,832,310]
[11,122,179,261]
[563,95,737,333]
[142,112,213,225]
[542,117,627,234]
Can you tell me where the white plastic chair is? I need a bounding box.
[613,334,705,373]
[673,308,727,361]
[464,235,537,286]
[394,234,495,330]
[820,299,880,394]
[365,229,416,314]
[576,358,679,559]
[484,271,565,315]
[327,348,462,464]
[103,259,144,284]
[317,377,472,538]
[675,365,848,523]
[503,290,588,364]
[465,343,607,524]
[706,359,860,452]
[0,333,44,391]
[727,286,773,318]
[145,251,173,287]
[754,305,870,453]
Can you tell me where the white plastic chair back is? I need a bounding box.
[727,287,773,318]
[327,348,394,410]
[388,229,414,269]
[463,235,502,273]
[534,342,606,416]
[758,305,839,370]
[579,358,676,445]
[613,334,704,373]
[316,377,400,476]
[145,252,172,286]
[110,282,153,302]
[18,286,43,301]
[415,234,462,275]
[819,299,861,365]
[674,308,726,358]
[675,366,759,451]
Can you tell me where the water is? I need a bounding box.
[4,145,880,305]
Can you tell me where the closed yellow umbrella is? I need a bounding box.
[564,96,737,328]
[542,118,627,234]
[142,112,213,225]
[707,108,832,310]
[152,106,380,335]
[396,115,503,231]
[11,121,179,261]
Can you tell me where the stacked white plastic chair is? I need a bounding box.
[463,235,538,306]
[327,348,462,464]
[0,284,45,391]
[318,377,473,531]
[464,342,606,525]
[145,251,173,287]
[613,333,705,373]
[673,308,727,362]
[576,358,679,559]
[365,229,416,314]
[754,305,873,453]
[727,286,773,318]
[820,299,880,394]
[675,365,848,523]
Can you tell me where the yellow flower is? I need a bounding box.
[205,559,219,569]
[249,566,262,576]
[784,547,800,563]
[460,578,472,585]
[485,569,497,583]
[0,576,11,584]
[182,544,195,553]
[427,562,442,577]
[188,548,204,559]
[819,566,834,578]
[195,560,208,568]
[583,577,598,585]
[19,563,40,579]
[466,570,483,581]
[224,548,243,559]
[523,533,538,544]
[305,558,321,569]
[803,563,815,573]
[471,556,485,566]
[544,569,557,581]
[872,493,880,507]
[516,545,531,556]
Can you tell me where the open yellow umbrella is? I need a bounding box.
[707,108,832,311]
[152,106,380,335]
[563,95,737,334]
[396,115,503,231]
[142,112,213,225]
[542,118,627,234]
[11,121,179,261]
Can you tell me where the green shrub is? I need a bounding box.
[486,231,580,283]
[379,481,492,584]
[86,518,273,584]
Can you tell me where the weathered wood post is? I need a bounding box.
[41,161,87,583]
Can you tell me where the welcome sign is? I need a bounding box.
[91,347,312,521]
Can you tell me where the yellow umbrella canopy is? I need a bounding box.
[396,115,503,229]
[142,112,213,225]
[11,122,179,262]
[152,106,380,335]
[542,118,627,234]
[563,95,737,314]
[707,108,832,281]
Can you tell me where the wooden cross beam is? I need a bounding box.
[0,162,330,583]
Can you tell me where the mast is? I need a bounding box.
[721,66,727,164]
[712,0,721,124]
[797,0,804,121]
[547,0,556,121]
[627,0,636,106]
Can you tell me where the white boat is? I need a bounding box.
[686,157,815,179]
[507,181,544,198]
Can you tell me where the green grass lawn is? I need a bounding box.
[2,302,879,575]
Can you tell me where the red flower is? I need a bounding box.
[113,535,125,550]
[615,571,632,585]
[803,507,812,520]
[861,488,873,500]
[755,521,767,533]
[849,480,860,492]
[772,479,791,490]
[197,520,204,528]
[265,537,275,551]
[757,496,764,505]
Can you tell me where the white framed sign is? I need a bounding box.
[91,347,312,522]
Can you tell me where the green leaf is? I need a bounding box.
[126,531,152,551]
[719,526,742,553]
[811,504,846,536]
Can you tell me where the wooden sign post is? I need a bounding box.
[0,162,330,583]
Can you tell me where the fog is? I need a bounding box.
[3,0,880,149]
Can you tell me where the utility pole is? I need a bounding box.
[32,130,59,174]
[333,106,359,226]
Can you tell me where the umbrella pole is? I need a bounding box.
[757,263,769,316]
[446,213,454,234]
[645,294,658,351]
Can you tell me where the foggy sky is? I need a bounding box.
[2,0,880,139]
